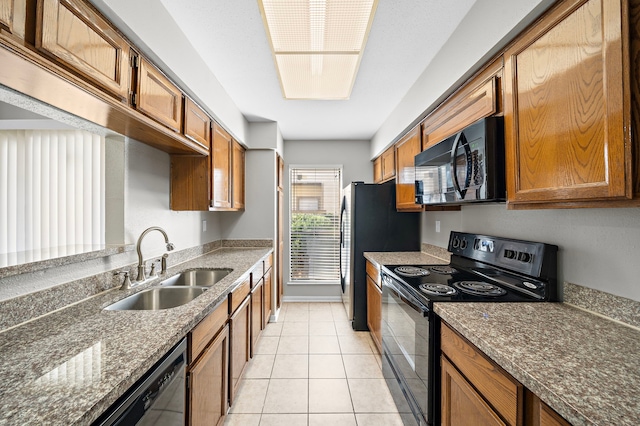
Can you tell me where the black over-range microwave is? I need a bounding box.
[415,116,505,205]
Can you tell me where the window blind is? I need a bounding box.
[289,166,341,282]
[0,129,105,265]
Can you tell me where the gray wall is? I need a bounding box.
[422,205,640,302]
[283,140,372,300]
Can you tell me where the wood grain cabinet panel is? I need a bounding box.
[373,156,382,183]
[381,146,396,181]
[136,56,183,132]
[250,279,263,358]
[188,325,228,426]
[525,391,571,426]
[36,0,130,101]
[366,275,381,353]
[1,0,29,41]
[395,126,423,211]
[212,123,232,209]
[441,356,507,426]
[184,97,210,150]
[229,295,250,406]
[504,0,631,207]
[232,139,245,210]
[264,267,272,325]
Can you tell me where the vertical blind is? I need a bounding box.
[0,130,105,264]
[289,166,341,282]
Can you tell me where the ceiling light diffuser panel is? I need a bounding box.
[258,0,378,100]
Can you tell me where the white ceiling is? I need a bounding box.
[157,0,477,141]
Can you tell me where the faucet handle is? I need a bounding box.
[114,270,132,290]
[149,259,161,277]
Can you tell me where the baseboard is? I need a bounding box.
[282,295,342,303]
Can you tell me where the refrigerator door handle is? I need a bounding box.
[339,196,346,292]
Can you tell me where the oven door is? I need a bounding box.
[381,274,436,425]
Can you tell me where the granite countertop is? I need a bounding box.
[363,251,448,267]
[435,303,640,426]
[0,247,272,425]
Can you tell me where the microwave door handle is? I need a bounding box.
[451,132,470,199]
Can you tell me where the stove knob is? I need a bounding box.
[460,239,468,250]
[452,237,460,249]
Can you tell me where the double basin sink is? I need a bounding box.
[105,268,232,311]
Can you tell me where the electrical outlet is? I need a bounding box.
[202,220,207,232]
[435,220,441,233]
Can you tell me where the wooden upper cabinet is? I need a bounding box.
[421,57,502,150]
[503,0,631,207]
[135,56,183,132]
[232,139,245,210]
[211,123,232,209]
[184,97,210,151]
[395,126,423,211]
[36,0,130,101]
[381,146,396,181]
[373,156,382,183]
[1,0,28,41]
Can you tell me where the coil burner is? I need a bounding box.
[419,283,457,296]
[394,266,430,278]
[453,281,507,297]
[429,265,457,275]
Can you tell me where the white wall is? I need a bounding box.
[283,140,372,299]
[371,0,556,157]
[220,149,276,240]
[123,138,222,257]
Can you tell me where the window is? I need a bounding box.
[289,166,341,282]
[0,129,105,266]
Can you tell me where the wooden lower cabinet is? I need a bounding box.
[441,356,507,426]
[229,295,250,405]
[366,275,382,353]
[188,325,229,426]
[525,392,571,426]
[250,279,263,357]
[264,267,272,324]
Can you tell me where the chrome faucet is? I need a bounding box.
[136,226,175,282]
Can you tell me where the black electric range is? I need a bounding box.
[379,232,558,426]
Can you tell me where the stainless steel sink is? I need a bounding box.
[105,287,208,311]
[160,268,233,287]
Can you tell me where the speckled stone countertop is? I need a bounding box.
[435,302,640,426]
[363,250,448,267]
[0,247,271,425]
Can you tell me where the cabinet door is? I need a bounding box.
[525,391,571,426]
[212,123,232,209]
[250,279,263,358]
[395,126,423,211]
[373,157,382,183]
[36,0,130,101]
[188,325,229,426]
[170,155,209,211]
[136,56,183,132]
[441,357,507,426]
[504,0,630,206]
[232,139,245,210]
[381,146,396,181]
[366,275,381,353]
[184,97,210,151]
[229,295,250,405]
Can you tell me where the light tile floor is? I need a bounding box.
[224,302,406,426]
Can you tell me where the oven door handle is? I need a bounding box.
[384,277,429,317]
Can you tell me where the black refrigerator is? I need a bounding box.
[340,180,421,330]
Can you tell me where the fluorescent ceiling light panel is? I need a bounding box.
[259,0,378,100]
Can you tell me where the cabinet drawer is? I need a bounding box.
[441,323,522,426]
[37,0,131,101]
[365,260,380,288]
[229,277,250,314]
[189,299,228,363]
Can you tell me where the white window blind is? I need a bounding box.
[289,166,341,282]
[0,129,105,265]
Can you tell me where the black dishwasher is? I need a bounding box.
[93,338,186,426]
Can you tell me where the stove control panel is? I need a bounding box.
[448,231,558,281]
